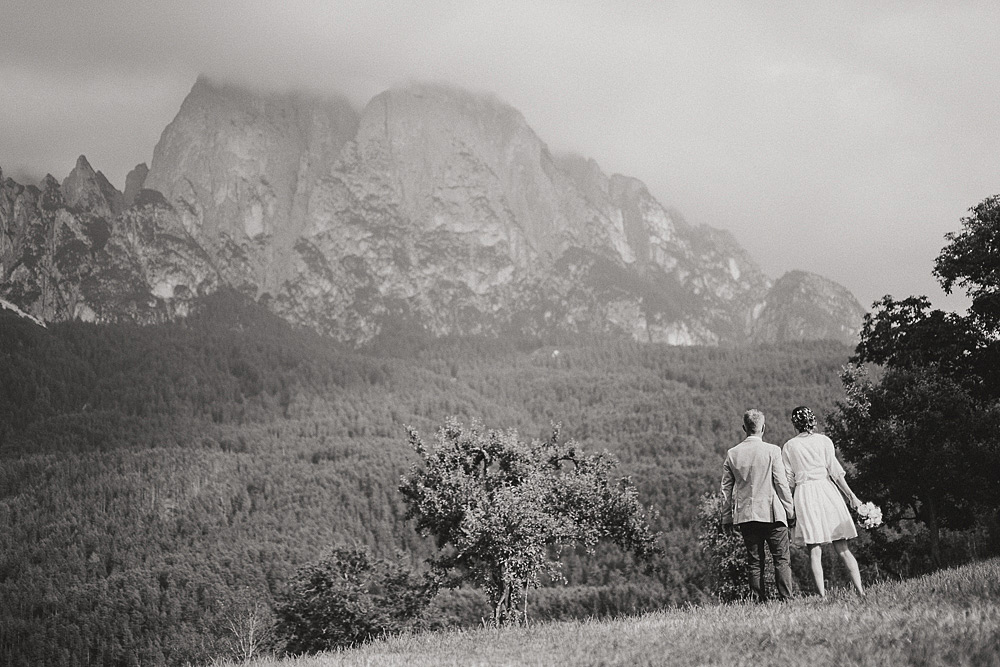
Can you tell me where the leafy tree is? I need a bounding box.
[853,296,985,380]
[829,364,999,563]
[932,195,1000,399]
[831,194,1000,565]
[273,547,435,655]
[934,194,1000,332]
[399,418,660,625]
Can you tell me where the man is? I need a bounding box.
[721,409,795,602]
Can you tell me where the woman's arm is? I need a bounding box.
[826,435,860,508]
[831,473,861,509]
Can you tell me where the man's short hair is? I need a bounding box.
[743,409,765,434]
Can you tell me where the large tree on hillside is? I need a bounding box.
[399,418,660,626]
[831,194,1000,563]
[828,364,999,563]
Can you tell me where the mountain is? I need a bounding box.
[749,270,865,343]
[1,77,865,345]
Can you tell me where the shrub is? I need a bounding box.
[274,547,435,655]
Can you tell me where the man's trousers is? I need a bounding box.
[738,521,793,601]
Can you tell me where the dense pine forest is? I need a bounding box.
[1,290,860,666]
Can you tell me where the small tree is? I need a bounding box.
[273,547,435,655]
[218,590,274,663]
[399,417,660,626]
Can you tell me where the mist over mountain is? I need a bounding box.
[1,77,865,344]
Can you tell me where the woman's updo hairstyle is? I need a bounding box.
[791,406,817,432]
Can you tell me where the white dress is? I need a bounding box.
[782,432,857,546]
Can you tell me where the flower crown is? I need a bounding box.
[791,406,817,431]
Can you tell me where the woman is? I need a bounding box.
[782,406,865,597]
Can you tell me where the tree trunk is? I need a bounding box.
[522,580,529,625]
[492,581,510,627]
[993,507,1000,555]
[927,497,941,566]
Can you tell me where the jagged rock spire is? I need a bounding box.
[123,163,149,207]
[61,155,124,217]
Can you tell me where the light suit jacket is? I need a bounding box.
[721,435,795,526]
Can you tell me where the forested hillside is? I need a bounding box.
[0,290,854,666]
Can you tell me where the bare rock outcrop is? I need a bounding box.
[145,76,359,296]
[123,163,149,207]
[1,157,218,324]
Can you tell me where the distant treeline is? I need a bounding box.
[1,290,857,666]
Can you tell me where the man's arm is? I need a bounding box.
[721,454,735,526]
[771,449,795,521]
[781,447,796,494]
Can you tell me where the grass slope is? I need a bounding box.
[221,558,1000,667]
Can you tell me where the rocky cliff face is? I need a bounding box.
[0,162,217,324]
[145,77,359,296]
[1,78,866,345]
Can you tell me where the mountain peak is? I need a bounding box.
[146,77,361,293]
[74,154,94,173]
[123,163,149,207]
[41,174,60,191]
[387,82,522,113]
[365,82,538,158]
[750,270,865,343]
[61,155,124,217]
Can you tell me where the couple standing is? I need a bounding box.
[720,407,865,601]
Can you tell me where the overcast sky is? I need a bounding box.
[2,0,997,312]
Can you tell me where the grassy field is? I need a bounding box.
[212,558,1000,667]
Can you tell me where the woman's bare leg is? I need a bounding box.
[809,544,825,597]
[833,539,865,596]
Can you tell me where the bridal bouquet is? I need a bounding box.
[855,501,883,529]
